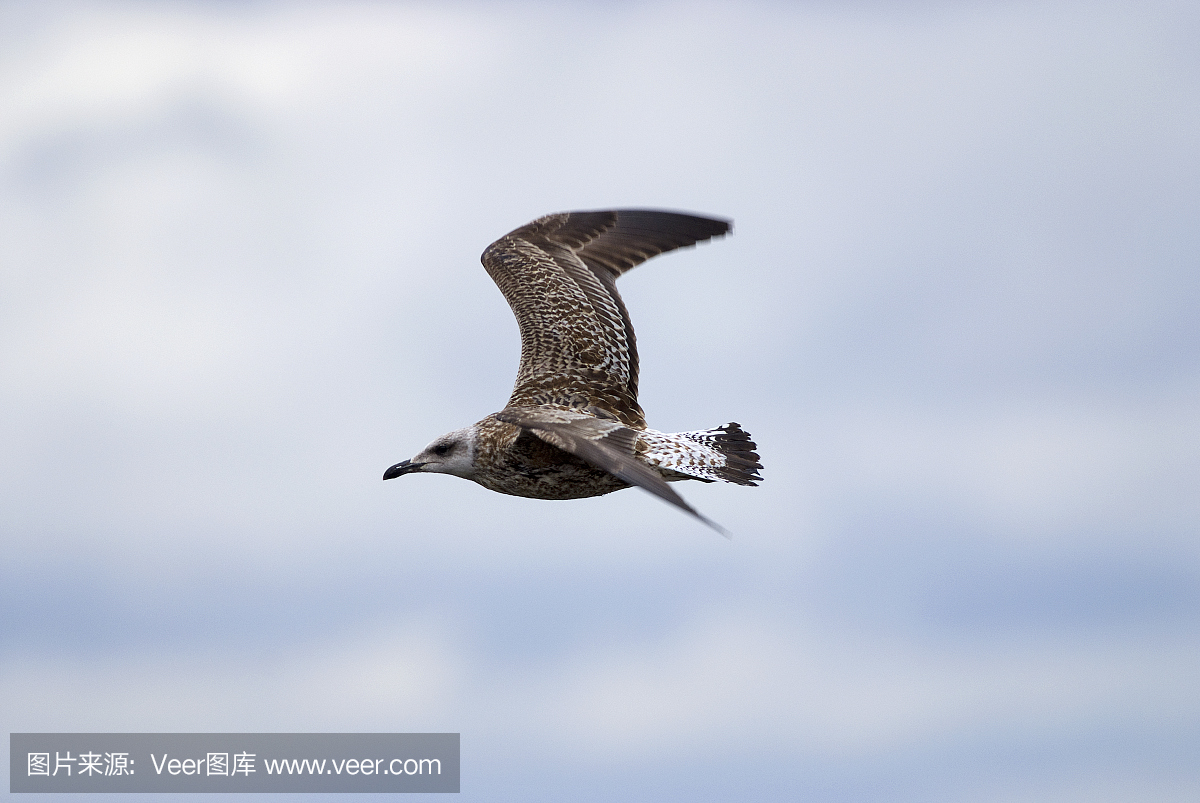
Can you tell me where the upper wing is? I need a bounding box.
[493,408,728,536]
[482,210,731,428]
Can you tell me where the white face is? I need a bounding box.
[410,426,477,479]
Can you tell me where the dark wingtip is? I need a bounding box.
[701,514,732,540]
[656,484,731,539]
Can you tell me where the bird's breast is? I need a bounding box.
[471,420,628,500]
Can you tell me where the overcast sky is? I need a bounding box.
[2,1,1199,801]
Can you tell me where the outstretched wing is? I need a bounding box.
[482,210,730,428]
[493,408,728,536]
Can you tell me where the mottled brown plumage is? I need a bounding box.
[384,209,761,533]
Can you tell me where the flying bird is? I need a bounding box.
[383,209,762,533]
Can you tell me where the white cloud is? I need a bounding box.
[804,396,1200,543]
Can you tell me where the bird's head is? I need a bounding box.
[383,426,478,481]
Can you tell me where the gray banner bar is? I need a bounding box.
[10,733,459,793]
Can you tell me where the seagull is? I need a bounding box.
[383,209,762,533]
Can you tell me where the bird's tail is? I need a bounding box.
[640,422,763,486]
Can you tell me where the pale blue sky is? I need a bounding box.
[2,2,1198,801]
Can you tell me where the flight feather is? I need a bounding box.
[482,210,731,427]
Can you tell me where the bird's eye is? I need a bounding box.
[432,442,452,456]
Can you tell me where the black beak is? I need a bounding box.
[382,460,424,480]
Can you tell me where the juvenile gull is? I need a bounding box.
[383,209,762,533]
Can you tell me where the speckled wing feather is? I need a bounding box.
[493,408,728,535]
[482,210,731,428]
